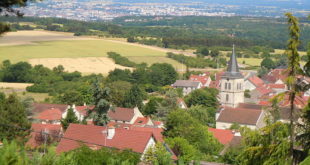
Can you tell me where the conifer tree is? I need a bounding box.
[61,107,79,130]
[285,13,303,163]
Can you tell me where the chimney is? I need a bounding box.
[107,127,115,139]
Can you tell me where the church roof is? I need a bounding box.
[222,45,243,79]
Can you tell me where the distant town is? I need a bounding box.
[21,0,310,21]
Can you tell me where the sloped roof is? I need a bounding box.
[26,124,61,148]
[208,128,234,145]
[32,103,67,114]
[222,45,243,79]
[108,107,135,122]
[56,124,153,153]
[189,74,209,85]
[262,69,287,83]
[256,86,273,96]
[133,117,152,126]
[36,108,62,121]
[238,103,263,110]
[248,76,264,87]
[217,107,263,125]
[172,80,201,88]
[267,84,286,89]
[75,105,95,116]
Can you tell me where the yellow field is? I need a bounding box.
[237,58,262,67]
[29,57,132,75]
[0,82,49,102]
[273,49,307,56]
[127,56,186,70]
[0,30,184,74]
[0,82,33,89]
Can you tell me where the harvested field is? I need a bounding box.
[0,30,91,46]
[0,82,33,89]
[127,56,186,71]
[29,57,132,74]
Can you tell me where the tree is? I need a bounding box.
[0,0,35,35]
[297,99,310,156]
[237,122,290,165]
[166,137,199,163]
[260,58,275,70]
[122,84,145,109]
[156,89,178,118]
[196,47,209,56]
[107,81,132,106]
[188,105,215,127]
[61,107,79,130]
[142,97,162,116]
[88,78,111,126]
[164,109,222,155]
[210,50,219,58]
[149,63,178,86]
[143,143,173,165]
[185,88,218,108]
[0,93,31,142]
[285,13,303,162]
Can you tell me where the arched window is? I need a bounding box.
[226,94,229,102]
[228,83,231,90]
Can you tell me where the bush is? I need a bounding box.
[107,52,137,67]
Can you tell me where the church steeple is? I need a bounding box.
[220,45,244,108]
[222,44,243,79]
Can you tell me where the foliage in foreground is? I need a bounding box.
[0,140,140,165]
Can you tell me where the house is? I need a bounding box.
[35,108,63,124]
[26,123,62,148]
[32,103,68,114]
[108,107,144,124]
[171,80,202,95]
[262,69,287,84]
[216,103,266,130]
[189,72,212,87]
[208,128,234,145]
[62,104,94,121]
[56,124,157,157]
[244,75,265,91]
[209,72,224,89]
[177,98,187,109]
[249,86,274,103]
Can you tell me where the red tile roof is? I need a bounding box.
[36,108,62,121]
[33,103,67,114]
[217,107,263,125]
[248,76,264,87]
[262,69,287,84]
[256,86,273,96]
[208,128,234,145]
[56,124,153,154]
[75,105,95,117]
[210,72,224,89]
[259,94,308,109]
[133,117,151,126]
[108,107,135,122]
[26,124,61,148]
[189,74,210,86]
[267,84,286,89]
[131,127,164,143]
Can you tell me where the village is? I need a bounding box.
[19,45,309,164]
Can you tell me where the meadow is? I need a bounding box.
[0,30,187,74]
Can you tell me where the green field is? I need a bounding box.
[0,40,166,63]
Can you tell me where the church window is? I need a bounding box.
[226,94,229,102]
[228,83,231,90]
[225,83,227,89]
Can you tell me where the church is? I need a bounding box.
[216,45,266,130]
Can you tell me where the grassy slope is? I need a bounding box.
[0,40,166,63]
[127,56,186,70]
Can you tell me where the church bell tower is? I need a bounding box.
[220,45,244,108]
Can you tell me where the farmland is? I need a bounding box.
[0,82,50,102]
[0,30,187,74]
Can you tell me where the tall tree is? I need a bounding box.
[149,63,178,86]
[0,93,31,142]
[285,13,303,163]
[89,78,111,126]
[122,84,144,109]
[61,107,79,130]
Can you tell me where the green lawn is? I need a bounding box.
[127,56,186,70]
[0,88,50,102]
[0,40,166,63]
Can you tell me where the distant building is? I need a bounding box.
[189,72,212,87]
[216,103,266,130]
[107,107,144,124]
[35,108,62,124]
[220,45,244,108]
[244,75,265,91]
[171,80,202,95]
